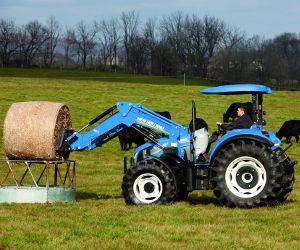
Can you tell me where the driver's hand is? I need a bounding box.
[216,122,222,126]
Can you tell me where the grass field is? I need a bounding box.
[0,68,299,249]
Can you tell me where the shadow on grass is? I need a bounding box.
[187,194,296,207]
[76,191,122,201]
[0,68,217,87]
[187,193,220,206]
[279,199,296,206]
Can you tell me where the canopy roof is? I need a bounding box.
[200,84,272,95]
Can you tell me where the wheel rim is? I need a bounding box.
[133,173,163,203]
[225,156,267,198]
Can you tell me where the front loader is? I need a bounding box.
[57,84,297,208]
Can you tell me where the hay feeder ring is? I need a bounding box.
[0,159,76,203]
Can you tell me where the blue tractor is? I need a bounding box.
[57,84,296,208]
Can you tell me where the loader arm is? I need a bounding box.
[58,102,189,152]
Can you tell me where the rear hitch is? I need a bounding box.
[124,157,127,173]
[278,143,293,156]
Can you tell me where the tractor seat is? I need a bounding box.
[205,131,219,154]
[208,131,219,144]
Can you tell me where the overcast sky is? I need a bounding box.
[1,0,299,39]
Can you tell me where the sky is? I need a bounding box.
[1,0,300,39]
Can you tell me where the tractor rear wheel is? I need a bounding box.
[212,140,283,208]
[122,160,176,205]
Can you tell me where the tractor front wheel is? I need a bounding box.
[212,140,283,208]
[122,160,176,205]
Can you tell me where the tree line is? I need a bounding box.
[1,11,300,84]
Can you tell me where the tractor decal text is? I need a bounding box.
[137,117,169,134]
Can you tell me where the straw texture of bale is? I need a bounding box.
[3,101,72,160]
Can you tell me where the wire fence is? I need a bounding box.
[204,78,300,91]
[266,80,300,91]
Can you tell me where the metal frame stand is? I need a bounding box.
[0,159,76,203]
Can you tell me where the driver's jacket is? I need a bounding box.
[221,114,252,131]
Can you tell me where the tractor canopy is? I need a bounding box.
[200,84,272,95]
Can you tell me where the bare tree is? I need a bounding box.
[208,26,246,80]
[0,19,20,67]
[106,18,120,69]
[143,18,156,74]
[152,40,177,76]
[261,34,296,84]
[41,16,60,66]
[221,25,245,49]
[273,33,300,79]
[129,35,149,73]
[96,18,120,70]
[123,17,157,74]
[72,21,97,69]
[62,28,76,66]
[201,16,226,76]
[19,20,49,66]
[208,34,265,82]
[159,13,226,77]
[184,15,206,76]
[5,12,300,86]
[109,18,121,71]
[96,20,109,68]
[160,11,187,71]
[120,11,140,72]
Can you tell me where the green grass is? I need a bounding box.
[0,68,300,249]
[0,67,215,86]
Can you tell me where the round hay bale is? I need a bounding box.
[3,101,72,160]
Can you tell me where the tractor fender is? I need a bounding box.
[145,155,180,193]
[209,134,274,162]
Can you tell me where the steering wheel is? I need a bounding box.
[217,123,226,135]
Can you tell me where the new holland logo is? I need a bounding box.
[137,117,168,133]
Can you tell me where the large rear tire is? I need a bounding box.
[122,160,176,205]
[211,140,283,208]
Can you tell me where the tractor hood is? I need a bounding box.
[200,84,272,95]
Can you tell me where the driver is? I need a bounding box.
[216,105,252,131]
